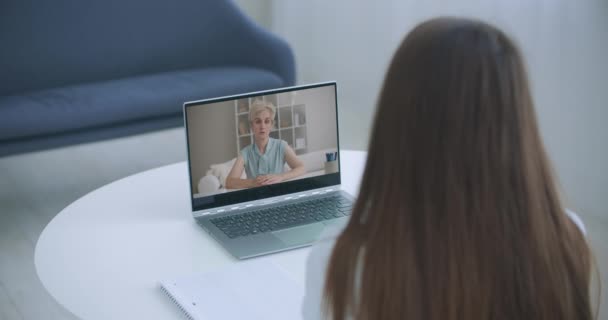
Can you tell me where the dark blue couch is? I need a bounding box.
[0,0,295,156]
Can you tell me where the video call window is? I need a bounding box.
[186,85,339,199]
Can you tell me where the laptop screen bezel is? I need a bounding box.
[183,82,341,212]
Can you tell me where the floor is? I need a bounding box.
[0,126,606,319]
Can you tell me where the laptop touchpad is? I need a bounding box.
[272,223,325,246]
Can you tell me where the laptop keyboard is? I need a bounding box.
[209,195,353,239]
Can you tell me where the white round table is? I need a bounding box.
[35,150,366,320]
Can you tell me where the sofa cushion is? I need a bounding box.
[208,158,246,188]
[198,175,222,196]
[0,67,284,141]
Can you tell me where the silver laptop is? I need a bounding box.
[183,82,354,259]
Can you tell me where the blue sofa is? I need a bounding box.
[0,0,295,156]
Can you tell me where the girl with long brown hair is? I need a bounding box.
[302,17,595,320]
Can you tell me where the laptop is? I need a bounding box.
[183,82,354,259]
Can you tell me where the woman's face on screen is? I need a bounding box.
[251,110,273,139]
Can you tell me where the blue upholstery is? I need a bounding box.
[0,0,295,156]
[0,67,283,140]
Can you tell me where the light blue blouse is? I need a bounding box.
[241,138,286,178]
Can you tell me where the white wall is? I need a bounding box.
[233,0,272,29]
[269,0,608,220]
[186,101,236,191]
[277,86,338,152]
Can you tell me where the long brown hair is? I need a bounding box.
[324,17,594,320]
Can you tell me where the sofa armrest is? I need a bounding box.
[200,1,296,86]
[240,22,296,86]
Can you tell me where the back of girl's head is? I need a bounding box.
[324,17,594,320]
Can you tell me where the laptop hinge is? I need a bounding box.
[193,187,339,218]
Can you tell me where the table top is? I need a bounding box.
[35,150,367,320]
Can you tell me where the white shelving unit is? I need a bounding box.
[234,94,307,155]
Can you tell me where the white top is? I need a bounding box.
[301,210,586,320]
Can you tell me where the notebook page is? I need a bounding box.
[160,258,303,320]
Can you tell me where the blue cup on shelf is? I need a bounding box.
[325,152,338,162]
[324,152,339,173]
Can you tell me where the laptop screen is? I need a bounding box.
[184,82,341,212]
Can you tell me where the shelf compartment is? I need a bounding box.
[279,106,293,128]
[239,135,252,150]
[237,114,250,136]
[293,104,306,126]
[263,94,278,108]
[237,98,249,113]
[294,126,307,150]
[279,128,294,149]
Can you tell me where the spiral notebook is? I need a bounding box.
[159,259,304,320]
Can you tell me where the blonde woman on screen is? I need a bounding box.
[302,17,596,320]
[225,100,305,189]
